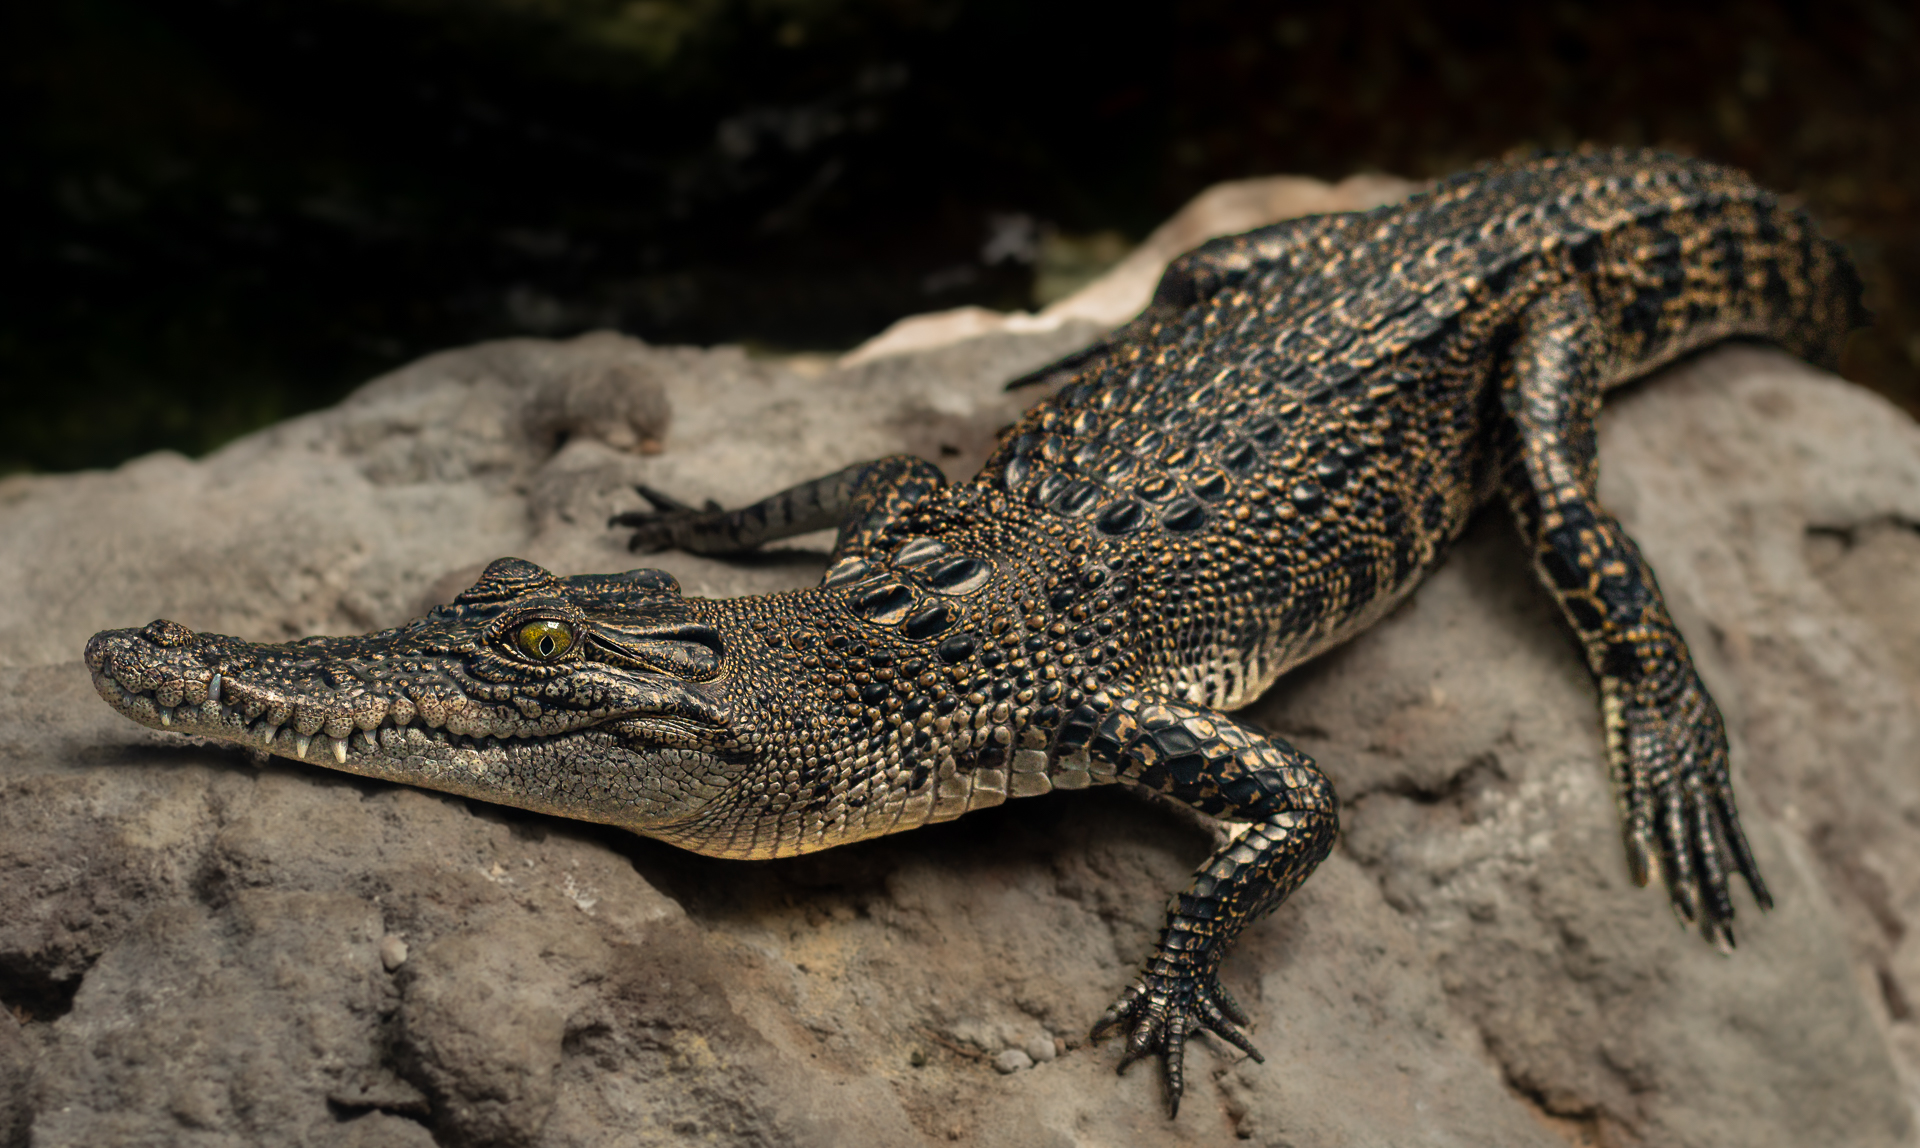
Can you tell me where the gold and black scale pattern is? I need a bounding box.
[85,148,1866,1119]
[613,147,1862,1107]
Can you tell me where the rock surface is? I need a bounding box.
[3,177,1920,1147]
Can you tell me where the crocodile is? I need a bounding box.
[87,149,1865,1116]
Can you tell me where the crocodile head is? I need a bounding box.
[85,557,759,847]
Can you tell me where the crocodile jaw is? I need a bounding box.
[83,620,737,834]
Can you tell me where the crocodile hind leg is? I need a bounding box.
[1499,282,1772,946]
[1078,692,1338,1116]
[611,455,947,557]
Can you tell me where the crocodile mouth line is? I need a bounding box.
[93,670,587,766]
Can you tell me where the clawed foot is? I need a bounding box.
[608,484,723,553]
[1090,966,1263,1118]
[1610,672,1773,949]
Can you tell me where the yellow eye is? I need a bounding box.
[515,619,575,660]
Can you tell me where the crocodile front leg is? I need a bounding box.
[612,454,947,556]
[1499,281,1772,945]
[1080,692,1337,1116]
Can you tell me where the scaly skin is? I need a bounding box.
[88,149,1864,1117]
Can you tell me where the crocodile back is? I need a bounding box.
[791,149,1863,733]
[851,150,1856,709]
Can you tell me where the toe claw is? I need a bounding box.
[632,483,694,513]
[1209,1016,1264,1062]
[1624,830,1654,888]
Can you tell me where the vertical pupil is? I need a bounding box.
[520,622,569,659]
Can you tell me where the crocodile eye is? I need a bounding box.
[514,619,575,661]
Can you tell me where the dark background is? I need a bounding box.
[4,0,1915,475]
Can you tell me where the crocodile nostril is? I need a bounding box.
[140,619,198,648]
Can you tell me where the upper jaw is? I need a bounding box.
[83,619,653,769]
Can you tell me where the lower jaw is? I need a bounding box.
[93,675,716,837]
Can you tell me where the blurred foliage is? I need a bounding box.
[2,0,1915,473]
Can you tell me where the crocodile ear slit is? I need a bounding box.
[589,624,726,680]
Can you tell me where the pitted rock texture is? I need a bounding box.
[0,1007,31,1148]
[3,220,1920,1147]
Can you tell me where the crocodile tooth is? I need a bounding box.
[258,722,280,747]
[331,736,348,764]
[158,706,173,727]
[208,673,222,705]
[294,734,311,759]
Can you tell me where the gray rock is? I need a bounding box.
[0,1007,32,1148]
[326,1111,440,1148]
[992,1049,1034,1074]
[1,318,1918,1142]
